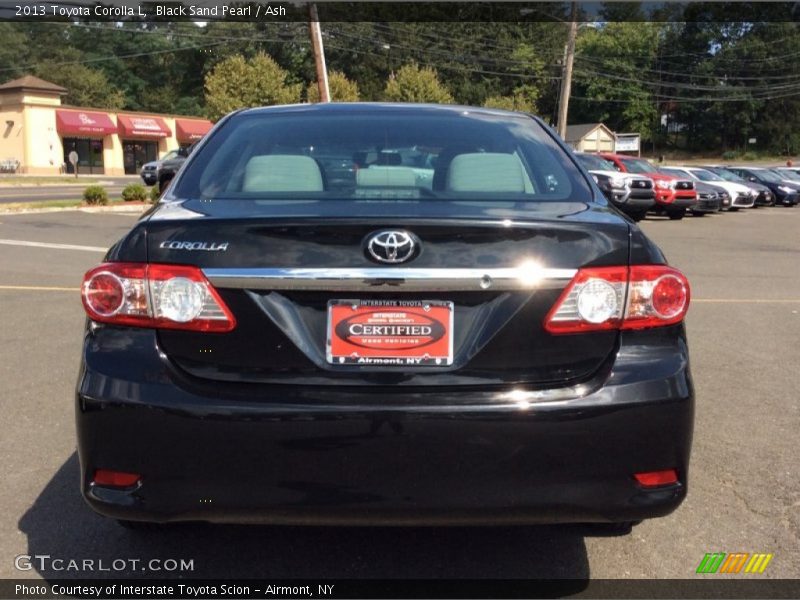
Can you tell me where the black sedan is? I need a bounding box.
[77,103,693,530]
[727,166,799,206]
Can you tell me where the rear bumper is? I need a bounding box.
[76,327,694,525]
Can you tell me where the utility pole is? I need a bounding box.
[308,4,330,102]
[556,2,578,139]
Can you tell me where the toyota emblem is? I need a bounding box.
[365,230,418,264]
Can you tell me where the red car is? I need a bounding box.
[599,153,697,220]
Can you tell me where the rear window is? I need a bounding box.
[172,109,592,203]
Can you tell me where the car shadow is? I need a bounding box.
[19,454,591,587]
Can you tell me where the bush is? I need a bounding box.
[204,53,302,121]
[307,71,360,103]
[121,183,149,202]
[384,63,454,104]
[149,184,160,203]
[721,150,738,160]
[83,185,108,205]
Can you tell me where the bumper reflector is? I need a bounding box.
[93,469,141,488]
[634,469,679,488]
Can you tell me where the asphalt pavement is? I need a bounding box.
[0,207,797,583]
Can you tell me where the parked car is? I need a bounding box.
[156,145,193,194]
[599,153,696,220]
[77,103,693,530]
[686,180,722,215]
[574,152,655,221]
[659,166,754,210]
[726,167,800,206]
[698,166,775,207]
[140,150,181,186]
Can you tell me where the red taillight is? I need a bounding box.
[93,469,141,488]
[81,262,236,332]
[83,272,125,316]
[544,264,689,334]
[634,469,679,488]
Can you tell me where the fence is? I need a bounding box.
[0,158,20,174]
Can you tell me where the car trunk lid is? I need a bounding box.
[143,199,630,387]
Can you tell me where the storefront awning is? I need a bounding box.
[56,110,116,136]
[176,119,213,143]
[117,115,171,138]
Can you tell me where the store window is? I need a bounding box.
[62,138,105,174]
[122,140,159,174]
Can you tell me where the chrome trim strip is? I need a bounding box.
[204,267,578,292]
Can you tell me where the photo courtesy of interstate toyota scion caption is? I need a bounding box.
[77,104,694,530]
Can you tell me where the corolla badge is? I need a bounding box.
[365,230,418,264]
[159,241,229,251]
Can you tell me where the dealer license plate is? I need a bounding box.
[327,299,454,366]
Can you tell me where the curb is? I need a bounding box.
[0,204,149,215]
[0,181,124,189]
[79,204,150,213]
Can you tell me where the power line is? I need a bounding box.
[18,22,800,105]
[574,53,800,82]
[0,38,229,73]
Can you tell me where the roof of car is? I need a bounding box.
[238,102,534,120]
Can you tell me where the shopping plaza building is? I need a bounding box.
[0,75,213,176]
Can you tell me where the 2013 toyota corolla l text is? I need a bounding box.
[76,103,694,530]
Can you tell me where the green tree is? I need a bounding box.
[0,23,30,79]
[483,85,539,113]
[307,70,360,102]
[383,62,453,104]
[572,22,662,140]
[204,52,302,120]
[35,62,125,109]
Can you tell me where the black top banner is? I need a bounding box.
[2,1,800,22]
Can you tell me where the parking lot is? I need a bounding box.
[0,207,797,581]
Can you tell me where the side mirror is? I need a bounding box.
[177,147,189,158]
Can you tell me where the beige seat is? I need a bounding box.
[243,155,324,192]
[446,152,527,193]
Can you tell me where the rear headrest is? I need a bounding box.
[243,155,324,192]
[357,166,416,187]
[446,152,526,193]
